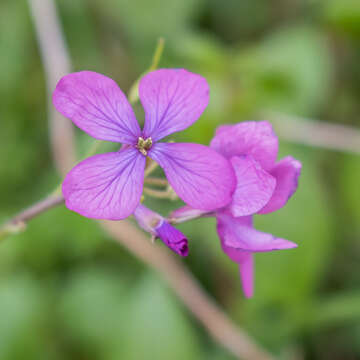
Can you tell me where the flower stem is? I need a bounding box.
[148,37,165,72]
[144,159,159,177]
[144,177,168,187]
[128,37,165,104]
[143,187,175,200]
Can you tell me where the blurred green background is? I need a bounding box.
[1,0,360,359]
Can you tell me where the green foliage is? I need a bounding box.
[116,274,202,360]
[232,26,333,116]
[324,0,360,36]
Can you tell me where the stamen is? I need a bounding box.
[136,137,153,155]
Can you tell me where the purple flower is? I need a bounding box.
[133,204,188,256]
[171,121,301,297]
[53,69,235,220]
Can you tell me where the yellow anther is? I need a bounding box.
[137,137,153,156]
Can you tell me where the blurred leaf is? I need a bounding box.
[117,273,202,360]
[57,0,103,71]
[233,25,333,116]
[323,0,360,36]
[0,1,31,94]
[98,0,203,48]
[0,274,52,360]
[207,0,270,42]
[312,291,360,329]
[59,266,131,355]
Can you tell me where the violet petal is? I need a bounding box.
[210,121,278,171]
[149,142,236,211]
[62,147,145,220]
[239,254,254,298]
[53,71,141,144]
[139,69,209,141]
[216,211,297,252]
[229,155,276,217]
[258,156,302,214]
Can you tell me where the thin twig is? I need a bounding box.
[264,112,360,155]
[144,177,168,186]
[144,158,159,177]
[148,37,165,72]
[143,187,174,199]
[28,0,76,174]
[28,2,275,358]
[128,37,165,103]
[10,194,64,224]
[0,194,64,239]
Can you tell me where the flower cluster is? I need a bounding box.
[53,68,301,297]
[171,121,301,297]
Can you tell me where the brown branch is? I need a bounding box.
[265,112,360,155]
[29,0,76,174]
[0,194,64,239]
[27,1,275,358]
[10,194,64,224]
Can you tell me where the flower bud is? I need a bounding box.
[134,205,188,256]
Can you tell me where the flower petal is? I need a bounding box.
[238,254,254,298]
[149,143,235,211]
[258,156,302,214]
[53,71,140,143]
[139,69,209,141]
[229,155,276,217]
[216,211,297,252]
[219,226,254,298]
[62,148,145,220]
[210,121,278,171]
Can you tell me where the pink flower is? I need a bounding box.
[53,69,235,220]
[171,121,301,297]
[133,204,188,256]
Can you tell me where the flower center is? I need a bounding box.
[136,137,153,156]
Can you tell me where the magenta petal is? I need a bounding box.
[214,124,233,136]
[219,226,254,297]
[149,143,236,211]
[239,254,254,298]
[258,156,302,214]
[62,148,145,220]
[139,69,209,141]
[156,221,189,256]
[229,155,276,217]
[53,71,141,143]
[210,121,278,171]
[216,212,297,252]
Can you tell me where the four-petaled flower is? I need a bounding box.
[171,121,302,297]
[53,69,236,220]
